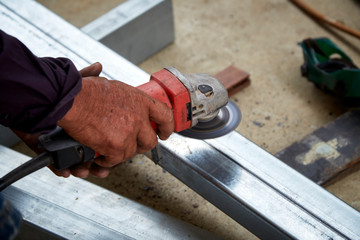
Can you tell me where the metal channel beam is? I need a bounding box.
[1,0,359,239]
[157,134,360,239]
[0,146,220,240]
[82,0,174,64]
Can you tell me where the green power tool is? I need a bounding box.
[299,37,360,105]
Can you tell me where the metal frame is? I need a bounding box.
[0,0,359,239]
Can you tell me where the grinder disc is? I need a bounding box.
[178,100,241,139]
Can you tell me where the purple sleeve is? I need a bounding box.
[0,30,82,133]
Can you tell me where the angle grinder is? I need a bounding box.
[138,67,241,139]
[0,67,241,190]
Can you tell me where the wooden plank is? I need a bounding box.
[215,65,250,96]
[275,109,360,185]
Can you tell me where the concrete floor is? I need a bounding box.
[14,0,359,239]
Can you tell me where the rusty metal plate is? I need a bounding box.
[276,109,360,185]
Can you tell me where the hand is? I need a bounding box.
[12,63,111,178]
[50,62,113,178]
[58,63,174,176]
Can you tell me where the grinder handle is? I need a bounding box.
[136,80,173,133]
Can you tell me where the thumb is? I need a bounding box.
[149,100,174,140]
[79,62,103,77]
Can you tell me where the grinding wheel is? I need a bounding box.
[178,100,241,139]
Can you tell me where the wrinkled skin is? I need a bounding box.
[14,63,174,178]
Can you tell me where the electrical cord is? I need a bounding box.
[0,152,52,191]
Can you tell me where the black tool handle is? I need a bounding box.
[0,128,96,191]
[38,127,95,170]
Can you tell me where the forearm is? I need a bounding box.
[0,30,81,133]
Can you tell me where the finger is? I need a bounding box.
[149,101,174,140]
[70,164,91,178]
[94,141,137,168]
[94,132,138,167]
[136,124,158,153]
[94,155,123,168]
[89,163,111,178]
[123,137,138,161]
[48,166,71,178]
[79,62,102,77]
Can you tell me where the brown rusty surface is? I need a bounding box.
[214,65,250,96]
[323,158,360,186]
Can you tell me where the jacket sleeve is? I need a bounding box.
[0,30,82,133]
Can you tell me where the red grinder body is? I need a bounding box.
[137,69,191,132]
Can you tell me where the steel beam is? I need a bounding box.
[155,134,360,239]
[1,0,359,239]
[0,146,220,240]
[82,0,174,64]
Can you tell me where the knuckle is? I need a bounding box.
[144,135,158,148]
[104,137,119,150]
[125,145,137,161]
[103,135,126,153]
[148,137,158,149]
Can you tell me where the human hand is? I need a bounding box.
[11,63,110,178]
[50,62,112,178]
[57,63,174,177]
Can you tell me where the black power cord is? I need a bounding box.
[0,152,52,191]
[0,128,96,191]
